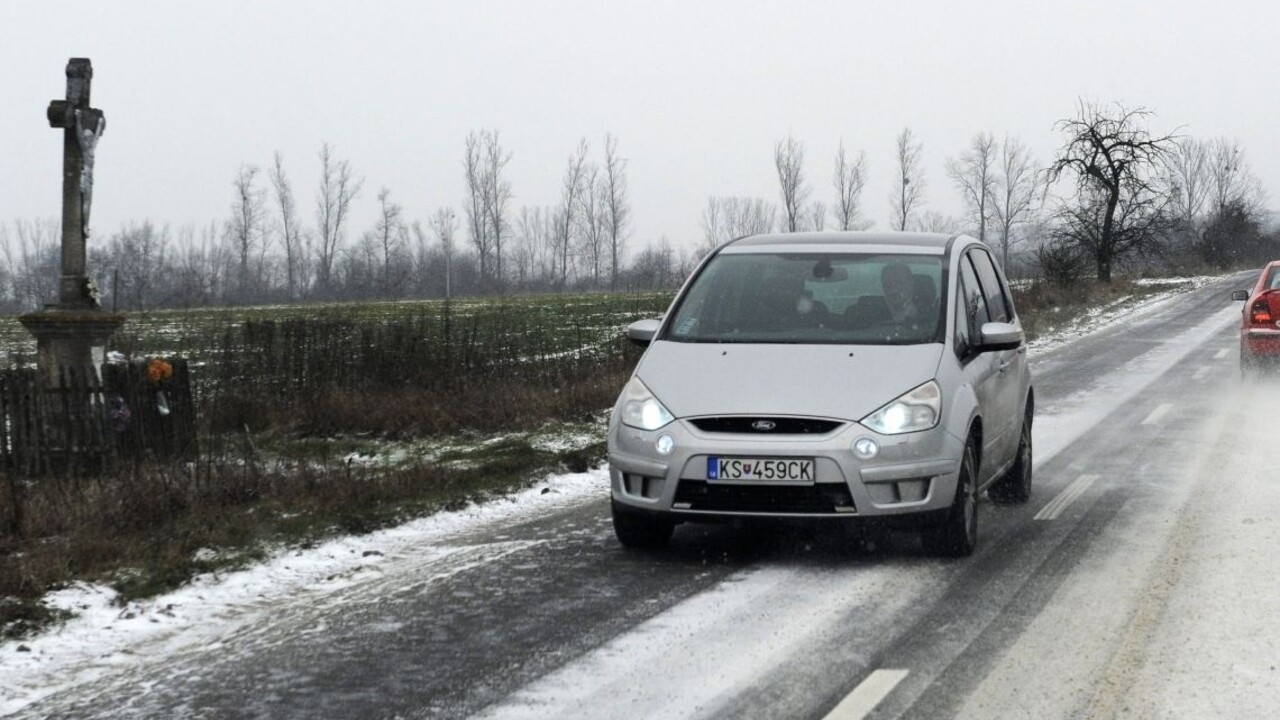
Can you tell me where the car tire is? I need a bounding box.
[922,440,978,557]
[990,407,1032,504]
[612,501,674,550]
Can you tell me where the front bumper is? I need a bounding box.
[608,416,964,522]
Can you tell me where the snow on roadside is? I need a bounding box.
[0,469,609,715]
[0,273,1234,713]
[1026,276,1219,356]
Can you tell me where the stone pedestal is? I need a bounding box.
[19,307,125,386]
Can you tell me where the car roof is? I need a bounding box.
[721,231,965,256]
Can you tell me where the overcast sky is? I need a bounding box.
[3,1,1277,256]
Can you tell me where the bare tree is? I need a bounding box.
[991,135,1042,269]
[1207,137,1265,216]
[430,207,458,299]
[603,133,630,289]
[269,151,303,299]
[374,188,408,297]
[555,139,590,289]
[482,130,513,289]
[701,196,777,255]
[833,143,869,231]
[314,143,362,295]
[916,211,962,234]
[1048,101,1177,282]
[891,127,925,231]
[228,164,266,300]
[108,220,169,311]
[4,218,60,309]
[807,202,826,232]
[578,166,608,287]
[946,132,996,243]
[1164,137,1210,232]
[464,132,493,287]
[775,136,809,232]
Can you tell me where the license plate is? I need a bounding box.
[707,457,814,482]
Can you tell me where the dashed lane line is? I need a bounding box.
[1035,474,1099,521]
[1141,403,1174,426]
[1214,349,1229,359]
[823,669,910,720]
[1193,366,1210,380]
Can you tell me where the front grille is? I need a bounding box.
[673,480,855,514]
[688,417,843,434]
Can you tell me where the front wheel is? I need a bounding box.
[922,441,978,557]
[612,501,674,550]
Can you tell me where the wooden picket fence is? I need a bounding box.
[0,359,197,475]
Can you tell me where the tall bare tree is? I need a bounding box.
[463,132,493,287]
[833,143,869,231]
[991,135,1041,269]
[603,133,630,289]
[891,127,925,231]
[1049,101,1176,282]
[269,151,303,299]
[1164,138,1210,230]
[374,188,408,297]
[482,130,513,289]
[947,132,996,243]
[578,166,608,287]
[555,139,590,289]
[314,143,362,295]
[228,164,266,300]
[775,136,809,232]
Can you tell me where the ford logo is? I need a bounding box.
[751,420,777,432]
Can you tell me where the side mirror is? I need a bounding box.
[626,318,662,346]
[979,322,1023,352]
[1231,290,1250,302]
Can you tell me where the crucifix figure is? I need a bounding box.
[46,57,105,309]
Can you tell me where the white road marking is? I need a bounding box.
[1214,349,1229,359]
[824,669,910,720]
[1141,403,1174,426]
[1193,367,1210,380]
[1035,474,1099,521]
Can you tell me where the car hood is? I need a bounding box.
[636,341,944,422]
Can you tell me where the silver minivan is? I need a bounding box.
[607,232,1033,556]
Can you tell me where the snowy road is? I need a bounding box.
[9,272,1279,719]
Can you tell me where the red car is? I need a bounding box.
[1233,261,1280,374]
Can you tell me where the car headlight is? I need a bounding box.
[620,377,675,430]
[861,380,941,435]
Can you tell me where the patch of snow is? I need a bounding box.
[0,468,609,716]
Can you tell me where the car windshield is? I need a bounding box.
[665,252,945,345]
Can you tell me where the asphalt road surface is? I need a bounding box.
[14,272,1278,720]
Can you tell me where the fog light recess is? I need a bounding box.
[853,437,879,460]
[655,433,676,456]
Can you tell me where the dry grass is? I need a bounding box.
[0,432,605,638]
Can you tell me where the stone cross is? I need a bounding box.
[46,57,105,309]
[19,57,122,388]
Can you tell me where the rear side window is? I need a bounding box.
[969,249,1012,323]
[1266,266,1280,290]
